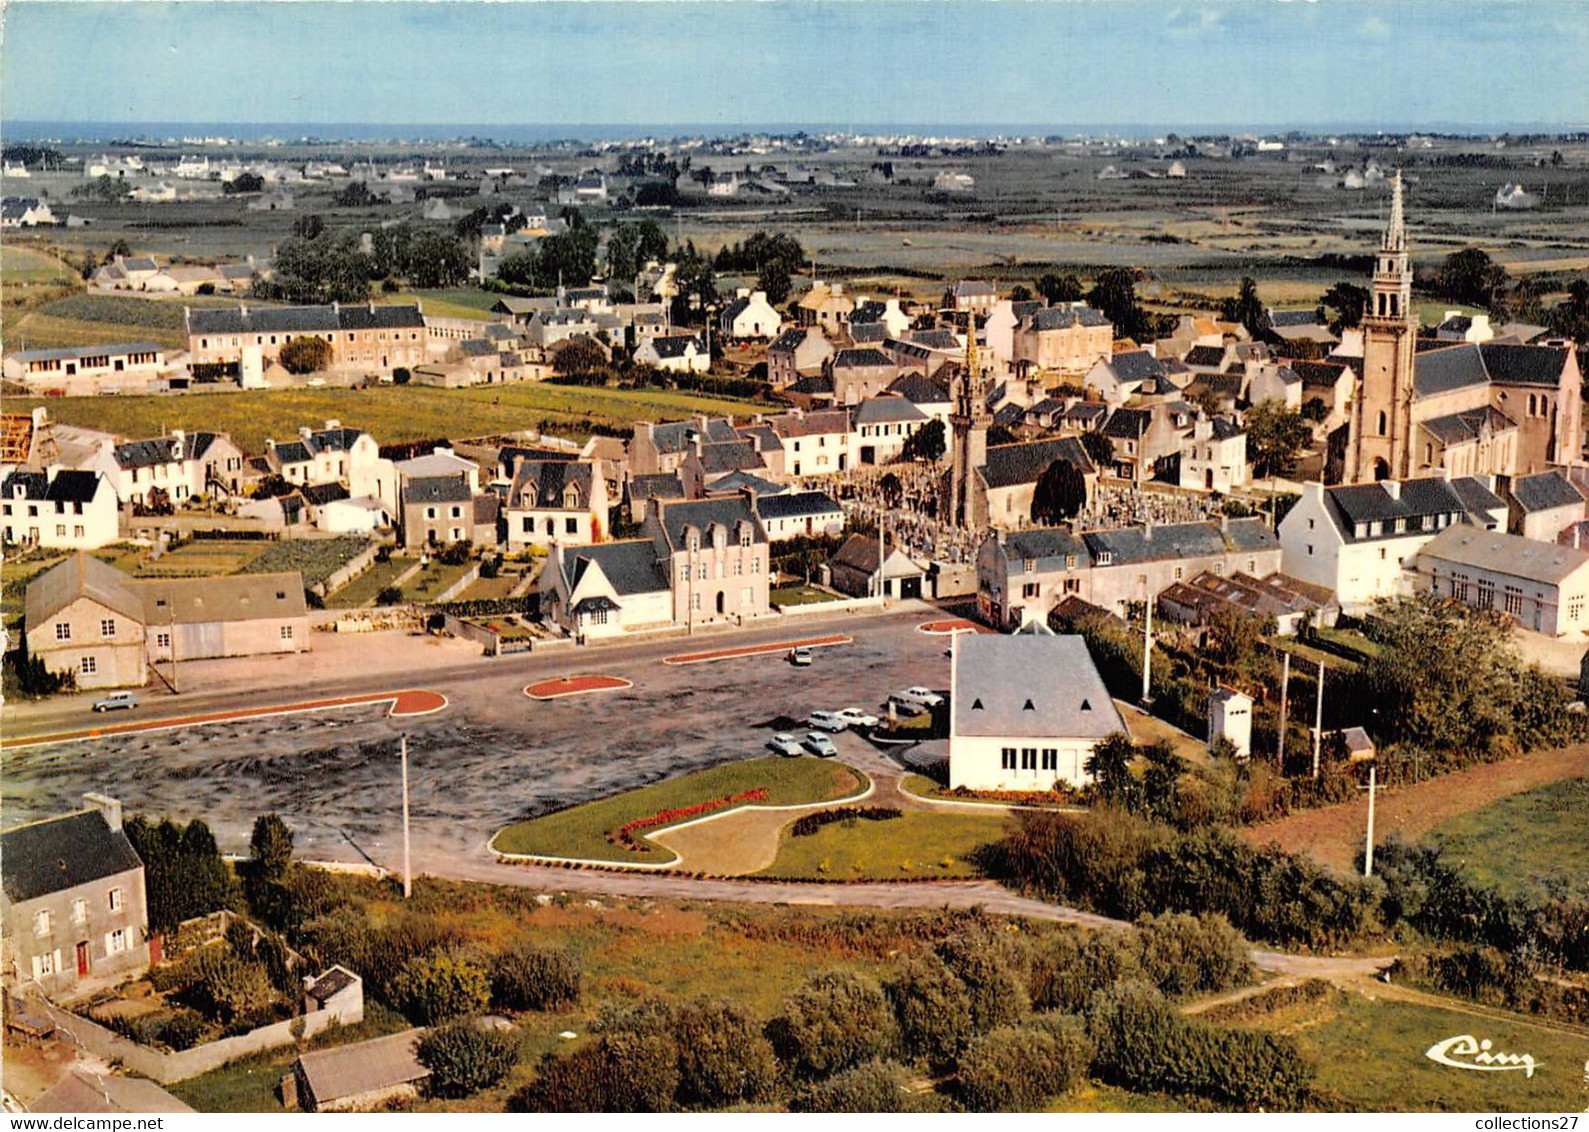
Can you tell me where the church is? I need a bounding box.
[1341,173,1581,484]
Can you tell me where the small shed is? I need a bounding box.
[289,1028,428,1112]
[1340,726,1375,763]
[1208,687,1253,760]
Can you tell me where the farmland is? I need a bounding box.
[238,536,371,590]
[6,383,761,453]
[1424,777,1589,901]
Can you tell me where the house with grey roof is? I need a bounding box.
[826,534,927,601]
[264,421,391,508]
[755,490,843,542]
[1085,349,1168,406]
[634,333,709,374]
[1415,524,1589,636]
[949,630,1125,790]
[646,495,771,628]
[1177,416,1248,494]
[944,279,998,314]
[768,326,834,389]
[185,302,426,382]
[503,458,607,550]
[3,341,166,396]
[543,538,672,640]
[623,472,688,523]
[397,473,477,551]
[629,416,741,475]
[1506,469,1586,543]
[289,1028,429,1112]
[827,347,900,406]
[718,289,781,340]
[853,394,931,464]
[1,795,149,999]
[110,429,247,505]
[1012,304,1114,375]
[2,467,119,550]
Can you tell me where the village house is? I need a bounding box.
[767,327,834,388]
[1100,405,1191,485]
[1506,470,1587,543]
[1246,362,1304,410]
[3,342,166,396]
[796,282,853,334]
[761,408,854,477]
[826,347,900,406]
[623,471,688,523]
[289,1029,429,1113]
[1,796,149,998]
[1086,350,1168,405]
[949,628,1126,791]
[984,299,1045,366]
[264,422,393,508]
[543,539,673,640]
[1,468,119,549]
[850,297,912,339]
[887,373,953,426]
[1,196,57,228]
[945,279,998,315]
[634,333,710,375]
[755,490,844,542]
[502,458,608,549]
[1012,305,1114,375]
[649,495,772,628]
[111,430,248,505]
[186,302,427,382]
[679,438,769,495]
[629,417,742,476]
[826,534,928,600]
[1178,416,1249,493]
[397,474,475,551]
[1415,525,1589,637]
[717,289,781,339]
[24,553,310,690]
[852,395,931,464]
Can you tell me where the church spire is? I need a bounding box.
[1383,170,1406,252]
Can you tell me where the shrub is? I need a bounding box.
[417,1019,520,1098]
[376,586,403,606]
[511,1045,607,1112]
[1135,912,1254,999]
[887,953,974,1067]
[789,807,902,838]
[492,943,580,1012]
[792,1059,944,1113]
[937,932,1029,1034]
[279,335,334,375]
[770,970,898,1080]
[957,1020,1088,1112]
[160,1010,207,1051]
[391,952,491,1024]
[674,998,779,1108]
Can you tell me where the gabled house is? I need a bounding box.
[718,289,781,340]
[646,495,771,627]
[945,279,998,314]
[768,327,834,389]
[1085,350,1166,405]
[186,302,426,380]
[634,334,710,375]
[827,347,899,406]
[1415,525,1589,637]
[397,474,475,551]
[853,395,931,464]
[1013,305,1114,375]
[1507,470,1586,543]
[1178,416,1249,494]
[680,438,768,495]
[503,458,608,549]
[629,416,741,475]
[1,468,119,549]
[111,429,247,505]
[887,372,953,426]
[264,422,391,507]
[826,534,928,600]
[761,409,854,477]
[1082,517,1281,616]
[756,490,844,542]
[970,436,1097,530]
[544,539,672,640]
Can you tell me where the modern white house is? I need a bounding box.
[634,334,710,375]
[949,628,1126,791]
[1415,525,1589,637]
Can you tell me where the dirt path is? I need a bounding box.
[1241,745,1589,872]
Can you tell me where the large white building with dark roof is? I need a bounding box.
[185,301,427,380]
[1415,525,1589,637]
[949,629,1126,791]
[2,469,119,549]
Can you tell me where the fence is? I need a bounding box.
[431,562,480,604]
[312,542,383,600]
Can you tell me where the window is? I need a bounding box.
[80,656,97,676]
[566,517,578,534]
[108,887,123,912]
[1379,547,1387,560]
[1503,585,1524,617]
[1377,410,1387,436]
[55,623,72,641]
[32,953,55,979]
[1022,582,1040,600]
[1041,748,1058,771]
[156,632,171,649]
[1020,747,1038,770]
[1063,577,1081,594]
[591,607,608,626]
[1477,580,1495,609]
[71,899,87,925]
[1001,747,1017,771]
[698,563,709,581]
[56,524,66,537]
[691,594,701,611]
[1173,567,1183,581]
[106,928,128,955]
[1570,598,1584,622]
[451,506,462,519]
[74,526,84,538]
[1307,518,1315,530]
[426,507,436,520]
[280,625,294,641]
[101,619,116,637]
[1024,558,1036,574]
[34,910,51,936]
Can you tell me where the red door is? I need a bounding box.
[76,941,90,978]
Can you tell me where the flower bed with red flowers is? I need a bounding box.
[609,788,770,851]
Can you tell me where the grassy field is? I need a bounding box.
[7,383,760,453]
[376,287,504,321]
[770,583,843,606]
[6,292,247,351]
[129,539,268,578]
[398,558,474,603]
[757,811,1008,880]
[1232,988,1589,1111]
[324,556,415,608]
[491,756,863,862]
[1424,777,1589,900]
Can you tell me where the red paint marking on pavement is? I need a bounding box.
[662,634,852,666]
[917,619,993,635]
[6,689,449,750]
[524,674,633,701]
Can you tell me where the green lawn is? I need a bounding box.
[376,287,505,321]
[325,556,416,608]
[6,385,760,454]
[1233,990,1589,1112]
[757,811,1009,880]
[491,757,864,863]
[770,584,844,606]
[1425,777,1589,900]
[398,558,474,603]
[131,540,269,578]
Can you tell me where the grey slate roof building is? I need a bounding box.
[186,303,423,336]
[952,633,1124,740]
[757,490,841,521]
[628,472,687,502]
[981,436,1095,489]
[1184,344,1229,369]
[649,495,767,554]
[704,470,786,496]
[1319,478,1474,543]
[853,396,929,426]
[1082,516,1277,565]
[113,432,226,470]
[508,459,594,507]
[1,469,104,505]
[1421,405,1516,446]
[887,373,951,405]
[561,539,669,596]
[1002,527,1092,571]
[1510,470,1585,514]
[292,1029,429,1113]
[402,475,473,505]
[1029,305,1111,331]
[0,808,143,905]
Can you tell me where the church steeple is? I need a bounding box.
[1347,169,1419,483]
[945,326,990,530]
[1383,170,1406,253]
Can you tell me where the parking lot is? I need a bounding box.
[1,609,953,874]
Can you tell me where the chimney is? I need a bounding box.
[83,793,122,831]
[171,428,185,460]
[1382,479,1401,501]
[239,303,249,318]
[266,438,276,450]
[299,426,313,442]
[325,419,340,430]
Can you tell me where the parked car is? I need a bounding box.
[802,731,838,757]
[807,710,848,732]
[787,646,813,667]
[896,686,945,709]
[768,732,805,757]
[835,707,879,730]
[91,692,140,713]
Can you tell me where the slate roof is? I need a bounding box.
[1419,525,1589,586]
[1062,402,1109,426]
[25,552,145,625]
[851,300,888,324]
[9,341,164,364]
[1099,350,1165,385]
[187,303,423,335]
[1511,470,1585,513]
[831,347,895,369]
[1184,345,1228,369]
[1268,309,1326,328]
[301,481,349,507]
[563,539,669,596]
[1289,359,1352,389]
[887,372,950,405]
[1206,417,1244,441]
[1448,475,1508,518]
[135,573,308,626]
[849,322,887,343]
[646,334,704,359]
[953,280,997,298]
[1083,517,1276,565]
[853,396,929,425]
[1102,408,1154,440]
[1029,305,1111,331]
[114,432,225,469]
[992,404,1025,428]
[909,329,962,351]
[295,1029,429,1110]
[768,409,852,439]
[2,469,105,504]
[0,809,144,904]
[1321,478,1467,542]
[757,490,841,520]
[980,436,1095,489]
[458,338,497,358]
[695,440,765,475]
[1420,405,1516,446]
[306,966,359,1004]
[770,328,810,353]
[647,417,739,452]
[952,633,1124,740]
[788,373,834,396]
[629,472,687,501]
[1414,344,1493,397]
[649,495,766,555]
[1479,342,1573,387]
[1000,526,1092,570]
[704,470,785,496]
[508,460,594,508]
[403,475,473,505]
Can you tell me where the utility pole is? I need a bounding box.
[1363,760,1378,877]
[168,600,179,694]
[1140,583,1153,704]
[400,734,412,899]
[877,508,886,608]
[1312,658,1325,779]
[1277,650,1290,771]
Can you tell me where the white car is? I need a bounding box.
[807,710,848,732]
[802,731,838,757]
[835,707,879,730]
[92,691,140,712]
[768,732,805,757]
[896,686,945,709]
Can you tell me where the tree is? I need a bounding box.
[673,998,779,1107]
[538,226,600,287]
[1038,273,1084,305]
[1138,739,1188,824]
[757,259,793,305]
[1547,278,1589,343]
[770,970,898,1079]
[1321,282,1369,333]
[1031,458,1087,525]
[492,943,580,1011]
[1244,400,1312,479]
[1010,284,1033,302]
[391,952,492,1024]
[900,418,946,463]
[223,172,265,194]
[1220,277,1269,339]
[1079,430,1114,469]
[406,229,472,289]
[878,472,904,508]
[496,251,538,288]
[937,932,1029,1033]
[958,1023,1085,1111]
[292,214,326,240]
[605,223,644,283]
[278,335,333,375]
[987,424,1019,447]
[249,815,294,881]
[418,1020,519,1098]
[1087,268,1151,342]
[887,953,974,1066]
[1437,248,1510,310]
[1084,732,1138,807]
[552,337,609,380]
[125,817,239,932]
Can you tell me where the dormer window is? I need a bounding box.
[1024,559,1036,574]
[1097,551,1112,566]
[1022,699,1035,711]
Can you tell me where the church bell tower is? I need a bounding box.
[946,332,990,530]
[1348,171,1418,482]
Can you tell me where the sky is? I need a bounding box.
[3,0,1587,134]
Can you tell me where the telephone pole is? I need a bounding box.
[400,734,412,899]
[1277,650,1290,771]
[1140,584,1153,704]
[1312,659,1325,779]
[1363,761,1378,877]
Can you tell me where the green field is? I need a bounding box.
[491,757,864,863]
[376,287,504,321]
[6,292,247,351]
[757,811,1008,879]
[238,536,371,589]
[1425,777,1589,900]
[8,383,759,453]
[1234,990,1589,1112]
[398,558,474,603]
[770,583,843,606]
[324,556,416,608]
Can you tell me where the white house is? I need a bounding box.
[1178,417,1248,493]
[852,395,931,464]
[1415,525,1589,637]
[111,430,248,505]
[949,628,1127,791]
[634,334,710,375]
[1,469,119,550]
[1278,477,1504,610]
[542,539,672,640]
[718,290,781,340]
[755,490,845,542]
[503,458,608,550]
[3,342,166,396]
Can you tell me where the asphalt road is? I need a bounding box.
[2,605,955,871]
